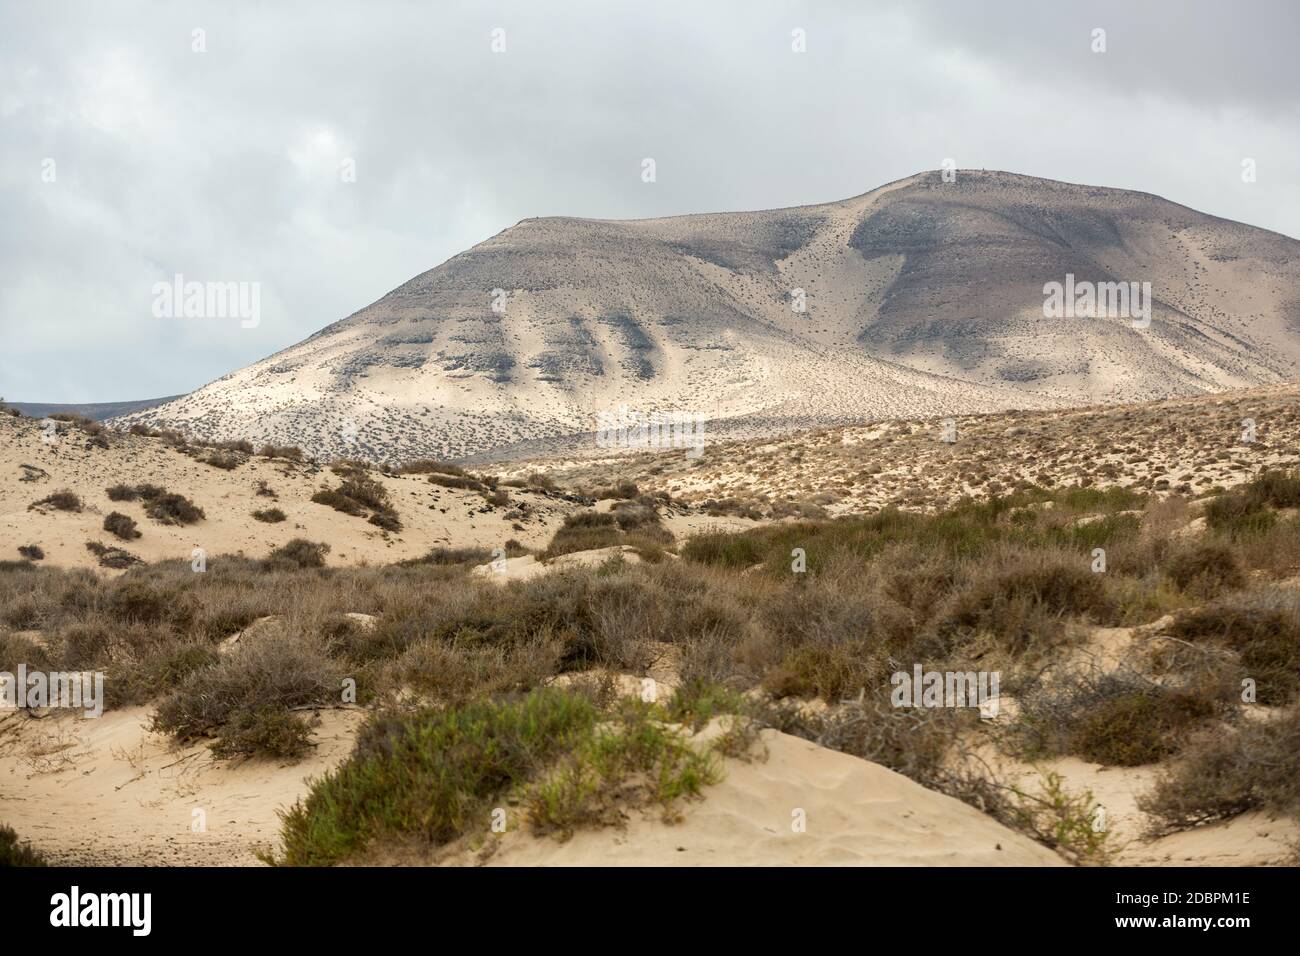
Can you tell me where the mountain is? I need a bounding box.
[116,170,1300,462]
[8,396,181,421]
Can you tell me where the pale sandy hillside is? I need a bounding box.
[0,411,747,571]
[0,412,570,570]
[506,382,1300,516]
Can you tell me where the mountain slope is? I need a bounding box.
[118,170,1300,461]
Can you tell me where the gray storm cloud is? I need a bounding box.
[1,0,1296,401]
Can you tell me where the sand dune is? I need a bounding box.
[459,728,1066,867]
[0,705,364,866]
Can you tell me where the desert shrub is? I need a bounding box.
[319,613,401,666]
[773,690,959,789]
[1050,485,1149,512]
[589,480,639,500]
[426,472,483,491]
[51,620,119,667]
[1169,589,1300,704]
[17,544,44,561]
[1203,495,1262,535]
[768,499,830,520]
[103,512,141,540]
[1163,542,1245,597]
[762,639,880,701]
[0,825,47,866]
[1139,705,1300,832]
[211,709,314,759]
[543,512,621,557]
[258,444,305,461]
[611,500,659,531]
[311,487,363,516]
[1003,770,1114,865]
[327,459,372,478]
[202,451,241,470]
[85,541,142,569]
[933,552,1111,653]
[701,497,765,520]
[338,475,389,511]
[665,680,753,731]
[399,460,465,476]
[271,688,724,865]
[525,699,720,836]
[1226,513,1300,578]
[1048,513,1141,553]
[1247,470,1300,507]
[1068,689,1216,766]
[106,642,219,708]
[561,511,616,530]
[1013,670,1216,766]
[1203,470,1300,536]
[368,510,401,532]
[48,412,100,431]
[542,509,672,559]
[104,482,164,502]
[252,507,286,523]
[525,472,557,492]
[681,531,769,569]
[754,575,905,700]
[29,489,82,512]
[313,475,400,530]
[144,492,204,525]
[0,631,54,674]
[151,629,340,755]
[53,619,193,675]
[681,505,1034,577]
[104,486,201,522]
[483,488,510,507]
[881,550,961,618]
[401,546,493,567]
[106,578,197,628]
[264,539,330,570]
[271,689,600,865]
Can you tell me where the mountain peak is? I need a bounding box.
[119,172,1300,462]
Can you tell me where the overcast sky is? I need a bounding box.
[3,0,1297,402]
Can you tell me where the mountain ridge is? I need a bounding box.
[117,169,1300,462]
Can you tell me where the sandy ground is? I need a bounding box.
[3,663,1293,867]
[0,414,570,570]
[513,381,1300,516]
[0,707,1062,867]
[1,414,751,571]
[0,705,364,865]
[450,728,1066,867]
[972,618,1300,867]
[3,408,1297,867]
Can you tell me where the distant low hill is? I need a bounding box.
[7,396,182,421]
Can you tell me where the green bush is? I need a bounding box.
[271,689,600,865]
